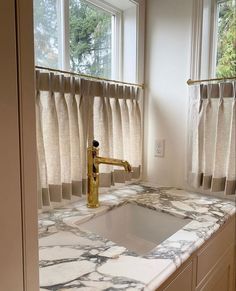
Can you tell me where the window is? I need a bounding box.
[34,0,143,82]
[69,0,112,77]
[215,0,236,77]
[34,0,120,78]
[191,0,236,79]
[34,0,60,69]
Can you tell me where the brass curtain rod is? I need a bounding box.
[187,76,236,85]
[35,66,144,89]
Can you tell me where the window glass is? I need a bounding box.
[216,0,236,77]
[69,0,112,78]
[33,0,59,69]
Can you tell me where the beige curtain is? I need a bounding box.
[36,71,142,208]
[188,81,236,195]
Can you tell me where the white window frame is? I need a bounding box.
[191,0,234,79]
[212,0,235,77]
[58,0,70,70]
[200,0,218,78]
[57,0,122,79]
[34,0,145,83]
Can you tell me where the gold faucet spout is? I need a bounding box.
[95,156,132,172]
[87,140,132,208]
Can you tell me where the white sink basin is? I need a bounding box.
[78,203,191,255]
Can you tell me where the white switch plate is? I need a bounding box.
[154,139,165,157]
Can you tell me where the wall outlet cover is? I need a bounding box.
[154,139,165,157]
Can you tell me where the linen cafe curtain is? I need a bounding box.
[188,81,236,195]
[36,71,142,208]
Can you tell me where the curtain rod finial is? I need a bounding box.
[187,79,192,85]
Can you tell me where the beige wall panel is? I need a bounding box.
[0,1,24,290]
[15,0,39,289]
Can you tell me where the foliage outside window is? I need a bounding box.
[216,0,236,77]
[69,0,112,78]
[34,0,113,78]
[34,0,59,69]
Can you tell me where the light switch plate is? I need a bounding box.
[154,139,165,157]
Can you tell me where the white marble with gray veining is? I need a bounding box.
[38,183,235,291]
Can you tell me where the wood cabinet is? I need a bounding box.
[164,262,193,291]
[196,245,235,291]
[157,215,236,291]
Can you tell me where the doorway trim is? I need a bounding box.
[16,0,39,290]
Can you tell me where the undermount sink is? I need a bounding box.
[77,203,191,255]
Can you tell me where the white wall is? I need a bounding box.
[143,0,193,187]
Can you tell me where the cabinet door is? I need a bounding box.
[196,217,235,285]
[196,245,235,291]
[164,262,193,291]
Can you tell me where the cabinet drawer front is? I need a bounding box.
[164,262,193,291]
[197,218,235,285]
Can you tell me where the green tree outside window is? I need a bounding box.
[34,0,112,78]
[216,0,236,77]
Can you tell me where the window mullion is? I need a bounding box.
[112,14,121,80]
[58,0,70,70]
[114,12,122,80]
[209,0,218,77]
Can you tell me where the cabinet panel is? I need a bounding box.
[197,218,235,285]
[164,262,193,291]
[196,245,235,291]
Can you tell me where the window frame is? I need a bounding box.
[191,0,235,79]
[34,0,145,84]
[201,0,218,78]
[214,0,235,77]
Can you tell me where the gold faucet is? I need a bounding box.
[87,140,132,208]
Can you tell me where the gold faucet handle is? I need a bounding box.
[92,140,99,148]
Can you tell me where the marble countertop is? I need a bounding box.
[39,183,236,291]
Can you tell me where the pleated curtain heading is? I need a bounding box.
[188,81,236,195]
[36,70,142,208]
